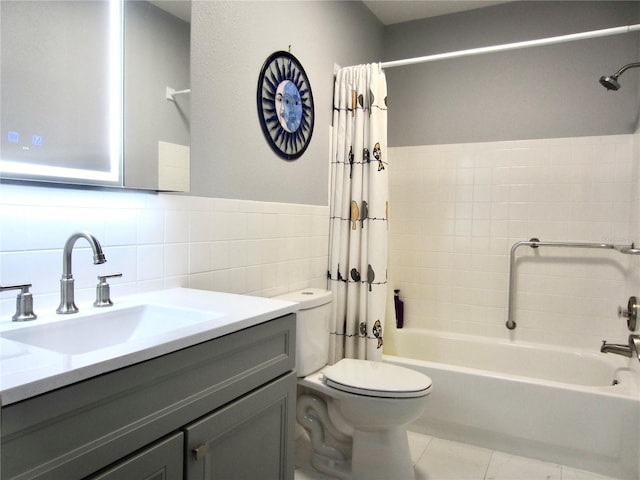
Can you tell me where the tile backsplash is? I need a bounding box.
[0,184,328,320]
[3,133,639,351]
[388,134,640,349]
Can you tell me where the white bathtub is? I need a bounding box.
[383,328,640,480]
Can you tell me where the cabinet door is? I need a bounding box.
[87,432,183,480]
[185,372,296,480]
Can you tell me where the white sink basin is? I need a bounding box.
[0,304,221,355]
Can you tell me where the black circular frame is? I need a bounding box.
[256,51,315,161]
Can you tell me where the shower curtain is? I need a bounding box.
[328,64,388,363]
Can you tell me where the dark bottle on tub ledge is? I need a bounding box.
[394,289,404,329]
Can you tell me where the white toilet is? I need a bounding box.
[276,289,432,480]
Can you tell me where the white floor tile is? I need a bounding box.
[414,437,492,480]
[560,466,621,480]
[294,430,622,480]
[485,451,561,480]
[408,430,432,464]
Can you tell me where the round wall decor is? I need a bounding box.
[256,51,314,160]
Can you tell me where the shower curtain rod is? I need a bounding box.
[380,24,640,69]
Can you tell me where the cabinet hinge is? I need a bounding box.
[193,443,210,460]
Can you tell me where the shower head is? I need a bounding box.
[599,74,621,91]
[600,62,640,91]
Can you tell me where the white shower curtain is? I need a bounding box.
[328,64,388,363]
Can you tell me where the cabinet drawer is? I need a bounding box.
[1,314,295,480]
[87,432,183,480]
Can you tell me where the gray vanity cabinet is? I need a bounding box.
[1,314,296,480]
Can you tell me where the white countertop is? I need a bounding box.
[0,288,297,406]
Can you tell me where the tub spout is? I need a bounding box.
[600,335,640,362]
[600,341,632,357]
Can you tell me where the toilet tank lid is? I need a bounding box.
[274,288,332,309]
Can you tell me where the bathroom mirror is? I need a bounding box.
[0,0,120,186]
[0,0,190,191]
[124,0,191,191]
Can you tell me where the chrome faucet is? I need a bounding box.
[600,335,640,363]
[56,232,107,314]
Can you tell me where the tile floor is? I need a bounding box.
[294,430,621,480]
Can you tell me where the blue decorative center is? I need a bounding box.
[276,80,302,133]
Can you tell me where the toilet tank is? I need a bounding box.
[275,289,332,377]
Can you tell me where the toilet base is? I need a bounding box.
[351,427,415,480]
[297,392,416,480]
[305,423,416,480]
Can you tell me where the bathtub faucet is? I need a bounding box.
[600,335,640,363]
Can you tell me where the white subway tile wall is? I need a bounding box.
[2,134,638,351]
[0,185,329,319]
[389,134,640,349]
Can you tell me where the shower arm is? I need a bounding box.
[506,238,640,330]
[612,62,640,78]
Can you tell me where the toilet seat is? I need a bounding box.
[323,358,432,399]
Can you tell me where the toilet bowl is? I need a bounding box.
[276,289,432,480]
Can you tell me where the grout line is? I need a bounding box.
[483,450,496,480]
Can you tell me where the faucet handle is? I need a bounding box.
[94,273,122,308]
[0,283,38,322]
[617,296,638,331]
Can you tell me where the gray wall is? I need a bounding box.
[384,1,640,147]
[189,1,384,205]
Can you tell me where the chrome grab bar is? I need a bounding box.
[506,238,640,330]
